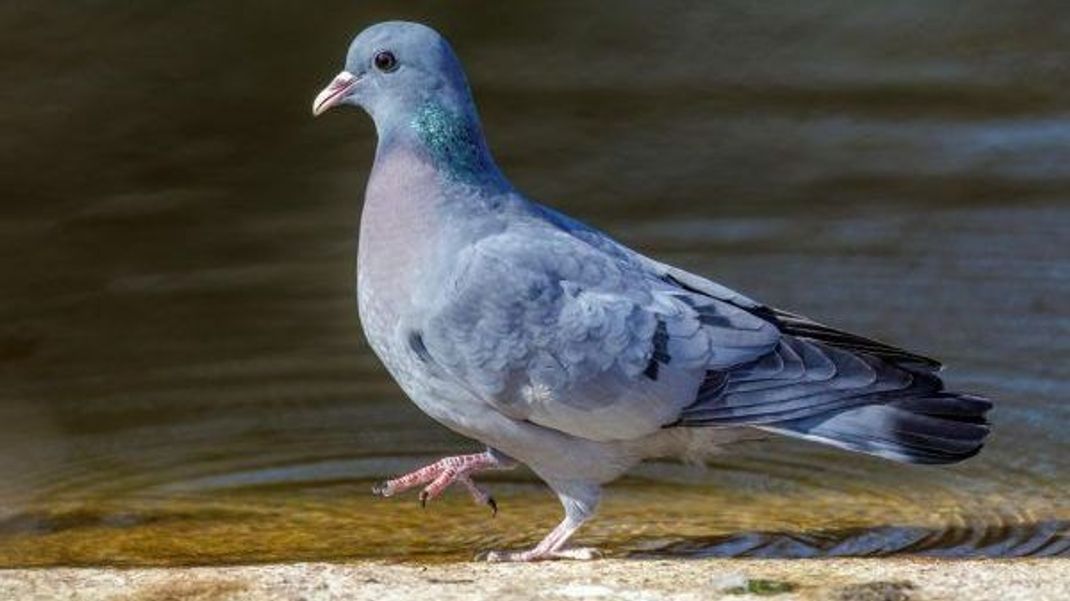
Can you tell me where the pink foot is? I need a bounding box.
[371,451,506,514]
[477,511,601,562]
[479,546,603,562]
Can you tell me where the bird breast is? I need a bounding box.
[356,149,448,360]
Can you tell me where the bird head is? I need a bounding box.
[312,22,474,132]
[313,21,505,188]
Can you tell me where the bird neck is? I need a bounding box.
[376,100,509,194]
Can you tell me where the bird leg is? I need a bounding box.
[371,449,512,514]
[479,514,600,562]
[479,481,602,562]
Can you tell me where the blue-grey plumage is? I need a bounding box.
[313,21,991,561]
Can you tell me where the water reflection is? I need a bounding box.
[634,521,1070,559]
[1,1,1067,564]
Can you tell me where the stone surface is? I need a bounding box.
[1,558,1066,601]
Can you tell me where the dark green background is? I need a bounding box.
[1,1,1066,561]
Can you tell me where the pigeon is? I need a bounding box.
[312,21,991,561]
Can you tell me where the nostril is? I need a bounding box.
[329,72,356,89]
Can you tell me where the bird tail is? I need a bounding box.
[759,391,992,465]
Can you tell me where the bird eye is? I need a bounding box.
[373,51,398,73]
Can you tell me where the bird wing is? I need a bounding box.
[419,205,948,446]
[535,202,940,371]
[418,219,780,441]
[632,245,987,464]
[645,257,942,371]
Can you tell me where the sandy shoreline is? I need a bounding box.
[1,558,1066,601]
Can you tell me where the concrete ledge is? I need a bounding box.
[2,558,1067,601]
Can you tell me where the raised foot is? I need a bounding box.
[371,451,502,515]
[477,547,604,562]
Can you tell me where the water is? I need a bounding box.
[1,1,1067,565]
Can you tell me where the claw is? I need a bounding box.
[368,451,512,513]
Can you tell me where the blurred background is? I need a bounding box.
[0,1,1066,564]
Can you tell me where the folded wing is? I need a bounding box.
[420,221,780,441]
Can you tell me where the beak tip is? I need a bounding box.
[312,70,357,119]
[311,95,334,118]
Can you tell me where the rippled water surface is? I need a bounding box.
[1,1,1067,565]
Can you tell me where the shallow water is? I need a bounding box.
[1,2,1067,565]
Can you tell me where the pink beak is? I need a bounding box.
[312,71,358,116]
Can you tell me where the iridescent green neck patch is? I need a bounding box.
[410,102,494,185]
